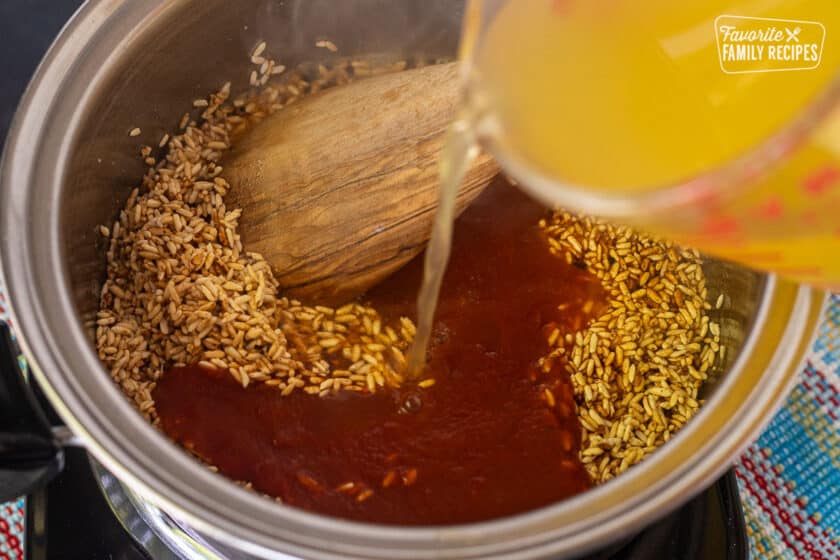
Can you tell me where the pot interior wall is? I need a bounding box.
[59,0,762,417]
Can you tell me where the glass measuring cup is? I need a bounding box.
[459,0,840,287]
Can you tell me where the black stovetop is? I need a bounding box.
[2,2,748,559]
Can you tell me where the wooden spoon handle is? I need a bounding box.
[224,63,499,302]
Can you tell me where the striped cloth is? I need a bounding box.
[736,294,840,559]
[0,289,838,558]
[0,499,23,560]
[0,293,25,560]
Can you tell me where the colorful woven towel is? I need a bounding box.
[0,289,838,559]
[735,294,840,559]
[0,293,25,560]
[0,499,24,560]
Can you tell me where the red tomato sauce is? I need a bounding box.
[154,177,606,524]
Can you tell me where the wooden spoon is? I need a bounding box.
[223,62,499,302]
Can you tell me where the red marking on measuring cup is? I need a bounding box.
[755,196,784,220]
[700,215,741,238]
[802,165,840,195]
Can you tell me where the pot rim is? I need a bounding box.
[0,1,824,558]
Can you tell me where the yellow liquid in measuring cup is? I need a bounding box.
[408,0,838,372]
[469,0,840,286]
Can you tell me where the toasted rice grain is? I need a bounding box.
[97,58,420,422]
[315,39,338,52]
[540,213,723,483]
[252,41,266,59]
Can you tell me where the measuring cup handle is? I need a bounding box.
[0,322,63,502]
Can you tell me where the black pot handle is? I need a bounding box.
[0,322,63,502]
